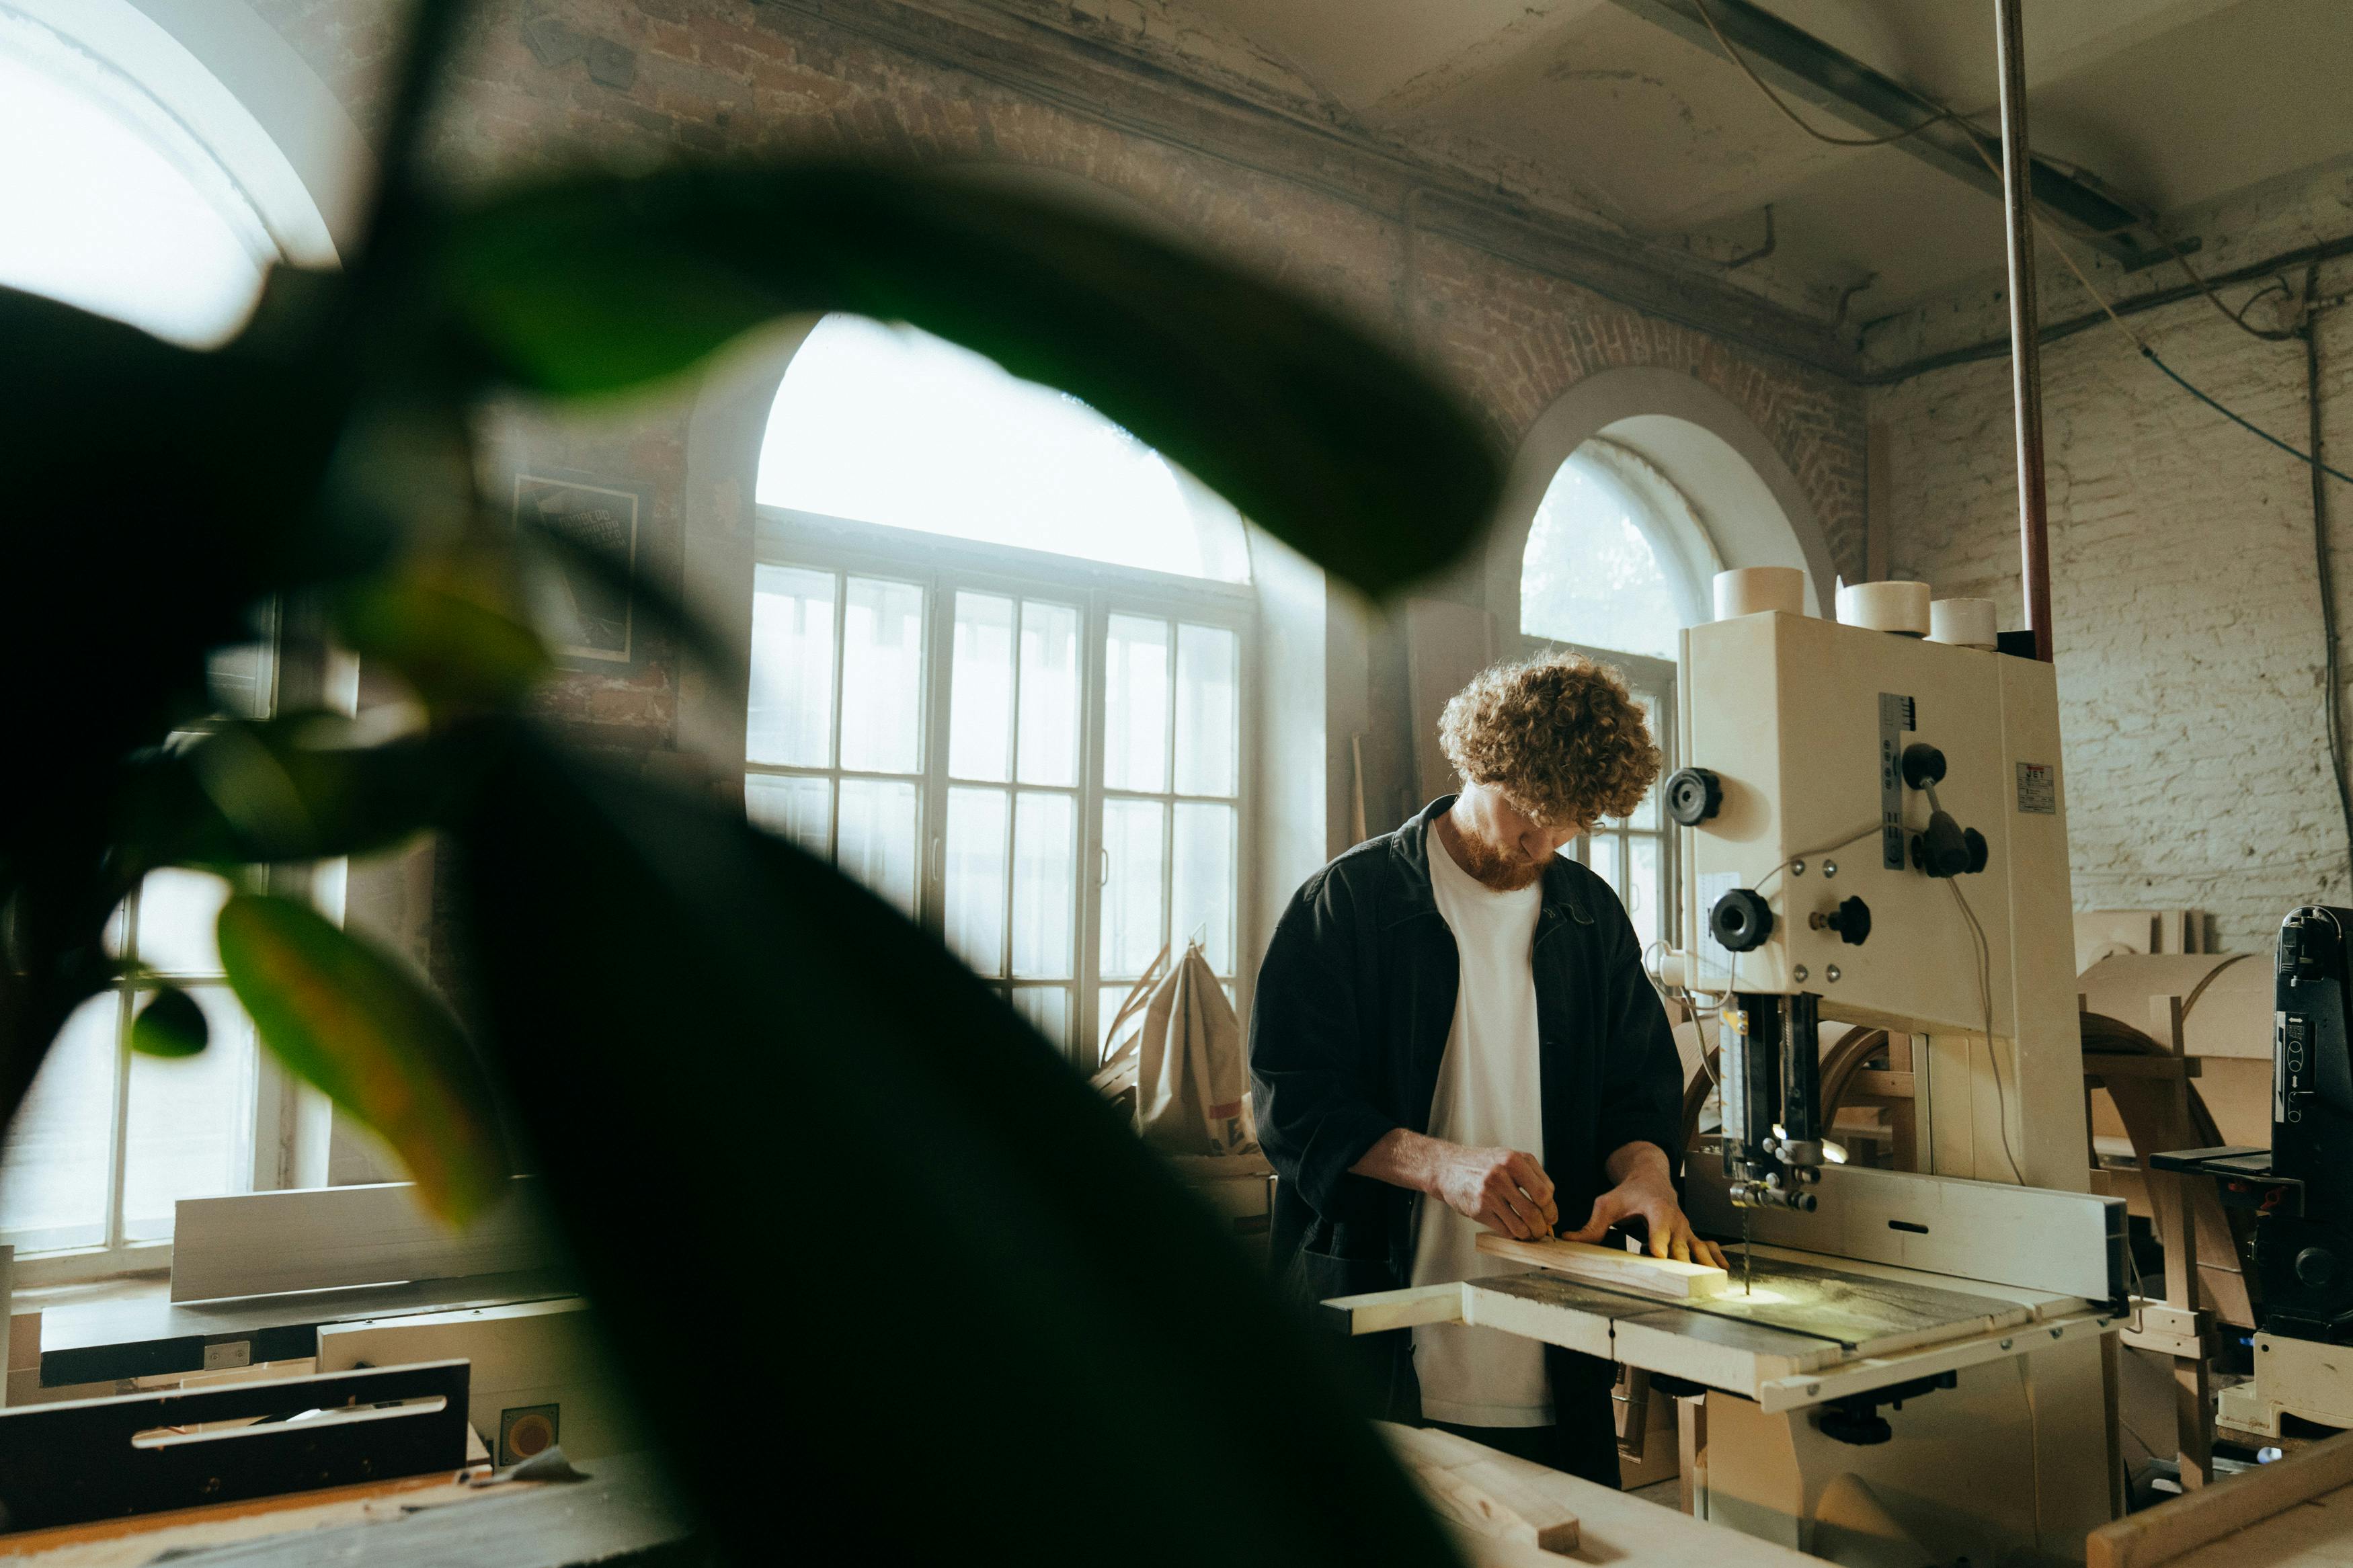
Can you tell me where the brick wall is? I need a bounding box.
[251,0,1868,776]
[1872,265,2353,954]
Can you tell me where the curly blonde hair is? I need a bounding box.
[1438,651,1661,827]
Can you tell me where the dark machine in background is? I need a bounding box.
[2155,906,2353,1434]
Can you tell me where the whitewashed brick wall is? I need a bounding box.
[1872,265,2353,954]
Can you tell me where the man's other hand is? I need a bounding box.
[1435,1145,1558,1240]
[1558,1144,1730,1269]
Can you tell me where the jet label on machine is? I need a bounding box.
[2016,761,2057,815]
[1878,693,1915,868]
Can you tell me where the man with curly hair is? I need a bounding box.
[1250,649,1724,1484]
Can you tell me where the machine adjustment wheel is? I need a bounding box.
[1710,888,1773,953]
[1664,767,1724,827]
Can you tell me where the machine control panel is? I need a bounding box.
[2281,1010,2311,1125]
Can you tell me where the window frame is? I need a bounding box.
[752,507,1259,1073]
[5,763,312,1290]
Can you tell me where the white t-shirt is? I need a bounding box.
[1409,824,1553,1428]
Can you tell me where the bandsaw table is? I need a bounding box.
[1326,1165,2128,1561]
[1327,1163,2124,1418]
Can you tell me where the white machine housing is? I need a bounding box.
[1679,610,2089,1192]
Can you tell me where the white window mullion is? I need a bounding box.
[1078,592,1111,1070]
[103,981,134,1253]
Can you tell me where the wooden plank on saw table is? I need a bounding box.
[1458,1272,1651,1358]
[1473,1235,1728,1299]
[1320,1282,1464,1336]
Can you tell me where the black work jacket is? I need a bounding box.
[1247,797,1684,1416]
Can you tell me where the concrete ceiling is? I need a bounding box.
[1162,0,2353,319]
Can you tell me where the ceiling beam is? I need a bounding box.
[1606,0,2176,271]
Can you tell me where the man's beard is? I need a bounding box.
[1448,824,1550,892]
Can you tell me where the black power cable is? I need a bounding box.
[2309,263,2353,890]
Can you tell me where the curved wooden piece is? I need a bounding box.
[2083,1012,2257,1327]
[1818,1026,1890,1120]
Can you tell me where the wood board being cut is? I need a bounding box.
[1474,1235,1728,1299]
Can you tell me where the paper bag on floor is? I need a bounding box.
[1090,942,1257,1157]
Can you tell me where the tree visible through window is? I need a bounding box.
[748,316,1253,1061]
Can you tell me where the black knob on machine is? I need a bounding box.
[1901,743,1948,790]
[1710,889,1774,953]
[2297,1246,2340,1287]
[1817,1403,1894,1446]
[1962,827,1989,874]
[1912,812,1972,878]
[1811,895,1872,946]
[1664,767,1723,827]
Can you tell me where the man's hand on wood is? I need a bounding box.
[1558,1143,1730,1269]
[1435,1145,1558,1240]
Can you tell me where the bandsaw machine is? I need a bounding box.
[1326,602,2125,1564]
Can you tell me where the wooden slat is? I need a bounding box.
[171,1180,562,1303]
[1376,1423,1819,1567]
[1473,1235,1727,1299]
[1381,1423,1578,1553]
[1320,1282,1464,1335]
[2086,1430,2353,1567]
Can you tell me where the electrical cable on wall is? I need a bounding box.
[1691,0,1963,150]
[2309,262,2353,889]
[1696,0,2353,487]
[1948,878,2025,1184]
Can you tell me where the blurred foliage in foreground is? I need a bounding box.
[0,3,1505,1564]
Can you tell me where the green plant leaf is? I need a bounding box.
[434,165,1504,596]
[216,893,507,1223]
[332,573,551,716]
[130,987,208,1058]
[448,725,1462,1568]
[122,716,459,870]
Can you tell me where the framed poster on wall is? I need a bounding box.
[513,471,643,663]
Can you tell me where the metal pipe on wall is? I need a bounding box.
[1995,0,2055,662]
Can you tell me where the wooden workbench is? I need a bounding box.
[1380,1422,1816,1567]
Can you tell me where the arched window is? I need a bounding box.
[0,11,303,345]
[748,315,1254,1063]
[1519,440,1718,952]
[1519,441,1712,658]
[759,314,1251,582]
[0,7,337,1278]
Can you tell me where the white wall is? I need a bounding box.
[1872,259,2353,954]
